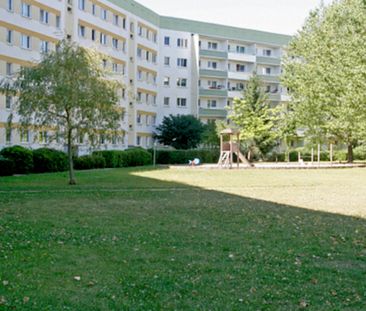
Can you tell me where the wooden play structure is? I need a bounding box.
[218,129,252,168]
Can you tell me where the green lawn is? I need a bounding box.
[0,167,366,310]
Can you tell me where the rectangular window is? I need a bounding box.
[236,46,245,54]
[56,16,61,28]
[5,96,12,109]
[21,3,31,18]
[136,136,141,146]
[137,48,142,58]
[163,77,170,86]
[164,97,170,106]
[100,33,107,45]
[7,0,13,11]
[177,38,188,48]
[164,57,170,66]
[20,129,29,143]
[101,9,107,20]
[263,49,272,57]
[236,64,245,72]
[137,92,142,102]
[21,34,31,49]
[164,36,170,46]
[6,30,13,44]
[78,25,85,38]
[91,29,96,41]
[177,58,187,68]
[265,67,272,75]
[112,38,119,49]
[39,131,48,144]
[40,41,49,53]
[177,98,187,107]
[208,42,218,50]
[6,63,12,76]
[138,25,143,36]
[137,113,142,124]
[177,78,187,87]
[5,128,11,144]
[112,63,118,73]
[208,61,217,69]
[208,100,217,108]
[92,4,96,15]
[40,9,49,24]
[78,0,85,11]
[122,18,126,29]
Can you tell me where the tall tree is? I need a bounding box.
[1,40,122,184]
[229,74,279,159]
[282,0,366,162]
[201,121,220,149]
[155,115,204,150]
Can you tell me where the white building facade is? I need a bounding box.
[0,0,291,151]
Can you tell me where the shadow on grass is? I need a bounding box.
[0,167,365,310]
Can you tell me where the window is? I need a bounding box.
[20,129,29,143]
[208,42,218,50]
[5,128,11,144]
[21,34,31,49]
[40,9,49,24]
[6,63,12,76]
[122,18,126,29]
[137,48,142,58]
[138,25,143,36]
[164,36,170,46]
[263,49,272,57]
[78,0,85,11]
[164,97,170,106]
[78,25,85,37]
[236,64,245,72]
[39,131,48,144]
[137,92,142,102]
[236,46,245,54]
[163,77,170,86]
[56,16,61,28]
[92,4,96,15]
[164,57,170,66]
[101,9,107,20]
[137,113,142,124]
[153,95,157,105]
[114,14,119,26]
[91,29,96,41]
[177,58,187,68]
[5,96,12,109]
[265,67,272,75]
[177,98,187,107]
[102,59,107,69]
[152,54,157,63]
[100,33,107,45]
[40,41,49,53]
[112,38,119,49]
[21,3,31,18]
[177,78,187,87]
[112,63,118,73]
[6,30,13,44]
[208,61,217,69]
[208,100,217,108]
[177,38,188,48]
[136,136,141,146]
[7,0,13,11]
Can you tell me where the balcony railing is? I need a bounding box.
[199,88,228,97]
[256,56,281,66]
[199,69,228,78]
[200,49,228,59]
[199,108,227,118]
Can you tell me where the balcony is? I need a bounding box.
[228,90,243,99]
[228,53,256,63]
[199,108,227,118]
[200,49,228,59]
[199,69,228,78]
[256,56,281,66]
[267,93,281,101]
[257,74,281,83]
[199,88,228,98]
[228,71,252,80]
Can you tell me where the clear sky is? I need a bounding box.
[136,0,333,35]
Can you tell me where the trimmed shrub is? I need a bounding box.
[151,149,219,165]
[0,145,33,174]
[124,148,152,167]
[74,155,106,170]
[0,156,15,176]
[33,148,68,173]
[93,150,124,168]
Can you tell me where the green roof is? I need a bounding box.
[107,1,292,46]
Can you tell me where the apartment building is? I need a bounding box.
[0,0,291,152]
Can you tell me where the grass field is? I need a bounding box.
[0,167,366,310]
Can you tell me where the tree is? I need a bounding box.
[201,121,220,149]
[1,41,122,184]
[229,74,279,159]
[282,0,366,162]
[155,115,204,149]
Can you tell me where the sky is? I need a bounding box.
[136,0,334,35]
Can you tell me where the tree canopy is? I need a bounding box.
[282,0,366,162]
[155,115,204,150]
[1,40,123,184]
[229,74,279,159]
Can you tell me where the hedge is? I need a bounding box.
[73,155,106,170]
[150,149,220,165]
[93,148,152,168]
[0,145,33,174]
[0,156,15,176]
[33,148,69,173]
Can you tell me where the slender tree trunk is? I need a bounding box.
[67,129,76,185]
[347,143,354,163]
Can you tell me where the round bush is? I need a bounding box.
[124,148,152,167]
[0,156,15,176]
[33,148,69,173]
[0,145,33,174]
[74,155,106,170]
